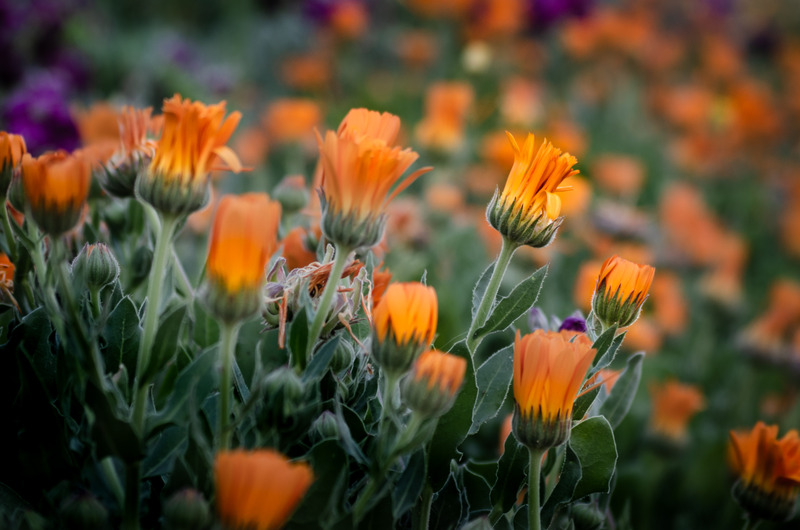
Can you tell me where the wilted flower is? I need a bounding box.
[512,330,596,450]
[137,94,242,216]
[487,132,578,248]
[729,422,800,522]
[648,380,704,446]
[203,193,281,323]
[402,349,467,418]
[372,282,438,376]
[214,449,313,530]
[591,255,655,329]
[21,150,91,236]
[317,108,431,250]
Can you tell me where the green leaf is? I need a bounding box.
[141,304,187,384]
[102,296,140,376]
[304,335,340,383]
[540,447,582,525]
[473,265,548,340]
[491,435,528,514]
[471,344,513,435]
[291,441,349,528]
[427,341,475,490]
[569,416,617,500]
[86,382,141,462]
[392,449,426,520]
[588,326,624,374]
[572,387,600,421]
[472,262,495,319]
[191,298,219,349]
[463,464,493,515]
[598,352,644,428]
[142,425,188,478]
[430,471,467,530]
[288,305,310,362]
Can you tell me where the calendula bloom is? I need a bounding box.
[402,350,467,418]
[21,150,91,236]
[592,255,655,329]
[101,106,161,198]
[512,329,596,450]
[729,422,800,522]
[372,282,438,376]
[137,94,242,216]
[487,132,578,248]
[0,132,26,195]
[648,380,704,446]
[203,193,281,323]
[0,253,16,308]
[215,449,313,530]
[317,108,431,250]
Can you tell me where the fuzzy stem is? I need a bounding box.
[467,237,517,353]
[416,484,434,530]
[300,244,350,371]
[529,448,545,530]
[0,199,17,260]
[218,322,240,450]
[121,462,141,530]
[100,457,125,509]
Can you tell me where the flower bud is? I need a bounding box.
[163,488,211,530]
[99,151,150,198]
[72,243,120,290]
[273,175,309,213]
[401,350,466,419]
[310,411,340,442]
[59,493,108,530]
[570,502,604,530]
[0,132,26,196]
[591,255,655,329]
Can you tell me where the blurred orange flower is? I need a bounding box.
[649,380,704,444]
[415,81,474,153]
[263,99,323,144]
[591,155,645,199]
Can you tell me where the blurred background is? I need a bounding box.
[3,0,800,527]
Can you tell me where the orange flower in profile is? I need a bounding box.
[138,94,242,216]
[215,449,313,530]
[649,380,704,444]
[372,282,438,375]
[204,193,281,323]
[729,422,800,522]
[487,132,578,248]
[317,108,431,250]
[0,132,26,193]
[263,99,322,144]
[592,255,655,329]
[402,349,467,418]
[21,151,91,236]
[512,329,595,449]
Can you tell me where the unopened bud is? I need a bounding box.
[163,488,211,530]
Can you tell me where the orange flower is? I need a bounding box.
[371,267,392,308]
[21,151,91,236]
[139,95,242,216]
[204,193,281,323]
[402,349,467,418]
[592,255,655,328]
[0,252,16,309]
[329,0,368,40]
[574,260,603,312]
[729,422,800,521]
[651,272,687,335]
[263,99,322,144]
[73,102,121,147]
[0,132,26,193]
[512,330,595,449]
[487,132,578,248]
[214,449,313,530]
[415,81,474,152]
[101,106,161,197]
[372,282,438,375]
[591,155,645,199]
[649,380,704,444]
[317,108,430,249]
[282,226,319,271]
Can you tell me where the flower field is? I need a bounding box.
[1,0,800,529]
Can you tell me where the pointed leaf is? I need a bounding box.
[473,266,548,340]
[540,447,581,525]
[598,352,644,428]
[471,344,513,434]
[569,416,617,500]
[472,262,495,319]
[288,305,310,362]
[491,435,528,514]
[102,296,140,376]
[142,304,187,383]
[392,449,426,519]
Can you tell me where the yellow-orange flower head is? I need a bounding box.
[214,449,313,530]
[729,422,800,522]
[21,151,91,236]
[592,255,656,328]
[487,132,578,248]
[203,193,282,323]
[372,282,438,376]
[402,349,467,418]
[317,108,431,250]
[137,94,242,216]
[0,132,26,195]
[101,106,162,198]
[512,329,595,450]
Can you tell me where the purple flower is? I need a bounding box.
[559,316,587,333]
[2,72,80,155]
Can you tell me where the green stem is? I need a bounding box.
[378,372,399,437]
[467,237,517,353]
[121,462,141,530]
[352,474,382,524]
[0,199,17,260]
[172,248,194,301]
[300,244,350,371]
[529,448,544,530]
[742,516,761,530]
[416,484,434,530]
[100,457,125,509]
[131,214,179,432]
[218,322,240,451]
